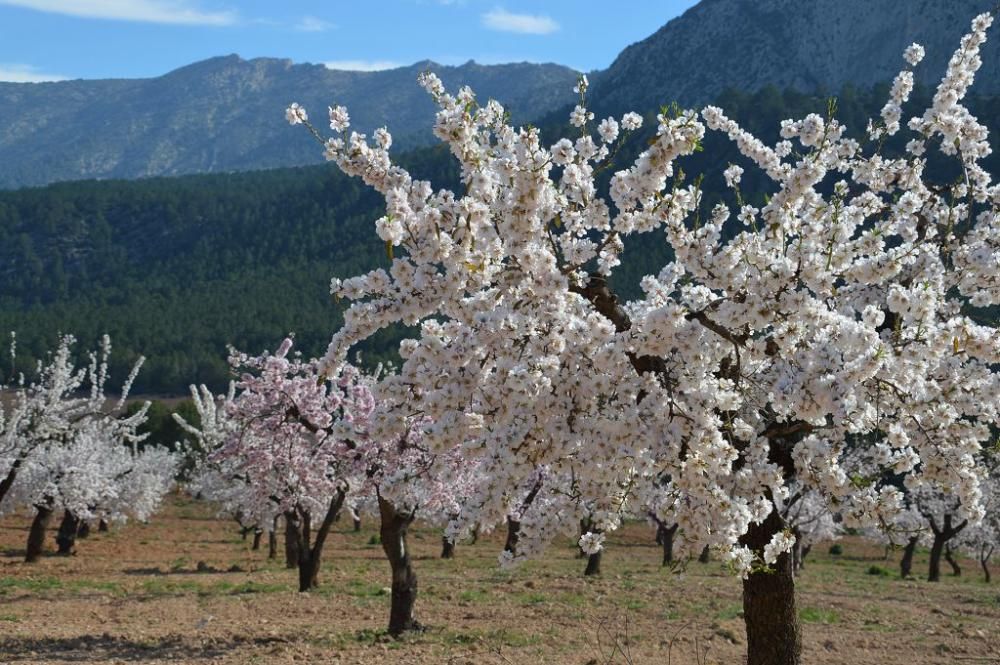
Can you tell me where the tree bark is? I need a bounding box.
[440,536,455,559]
[740,509,801,665]
[98,519,109,533]
[55,510,80,555]
[0,458,22,508]
[584,550,602,576]
[980,547,993,583]
[268,517,278,560]
[928,533,945,582]
[378,496,420,636]
[698,545,711,564]
[900,536,918,578]
[284,512,300,569]
[926,513,967,583]
[77,521,91,539]
[294,491,345,592]
[251,529,262,551]
[504,516,521,555]
[353,517,362,532]
[26,504,54,563]
[944,544,961,577]
[659,523,678,566]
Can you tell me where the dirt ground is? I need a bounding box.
[0,495,997,664]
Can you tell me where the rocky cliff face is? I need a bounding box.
[591,0,999,114]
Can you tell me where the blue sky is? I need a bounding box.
[0,1,698,82]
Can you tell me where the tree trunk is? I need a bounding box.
[440,536,455,559]
[740,509,801,665]
[980,547,993,583]
[284,512,300,569]
[98,519,109,533]
[504,516,521,556]
[944,544,961,577]
[268,517,278,560]
[928,533,945,582]
[791,540,801,575]
[0,458,22,508]
[926,514,967,583]
[378,496,420,636]
[77,521,91,539]
[353,517,362,532]
[660,523,678,566]
[584,550,602,576]
[55,510,80,555]
[900,536,918,578]
[800,545,811,568]
[295,491,345,592]
[26,504,54,563]
[251,529,262,551]
[698,545,711,564]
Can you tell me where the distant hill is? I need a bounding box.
[0,57,578,189]
[590,0,1000,114]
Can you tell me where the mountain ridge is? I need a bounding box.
[590,0,1000,114]
[0,56,579,189]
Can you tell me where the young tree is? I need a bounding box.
[956,473,999,582]
[288,12,999,663]
[0,335,153,562]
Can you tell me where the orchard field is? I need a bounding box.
[0,494,997,665]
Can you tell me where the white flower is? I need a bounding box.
[328,105,350,132]
[598,117,620,144]
[621,112,643,131]
[570,105,593,128]
[763,531,795,565]
[723,164,743,188]
[374,127,392,151]
[904,43,926,66]
[285,103,307,125]
[578,531,605,555]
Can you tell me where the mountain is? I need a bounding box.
[0,57,578,189]
[590,0,1000,114]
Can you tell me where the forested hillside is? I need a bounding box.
[3,83,997,393]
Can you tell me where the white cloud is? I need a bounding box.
[295,15,334,32]
[0,63,68,83]
[0,0,237,26]
[324,60,403,72]
[482,7,557,35]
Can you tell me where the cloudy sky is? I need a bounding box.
[0,0,698,82]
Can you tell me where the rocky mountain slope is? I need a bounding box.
[591,0,999,114]
[0,57,577,188]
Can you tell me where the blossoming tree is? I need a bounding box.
[179,340,480,634]
[288,11,999,664]
[0,334,155,562]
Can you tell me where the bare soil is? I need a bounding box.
[0,495,997,664]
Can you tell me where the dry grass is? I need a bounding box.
[0,494,997,664]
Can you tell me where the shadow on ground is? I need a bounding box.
[0,634,291,662]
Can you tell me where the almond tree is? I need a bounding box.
[180,340,479,634]
[0,335,151,562]
[288,12,999,664]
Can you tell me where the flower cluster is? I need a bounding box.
[286,13,999,577]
